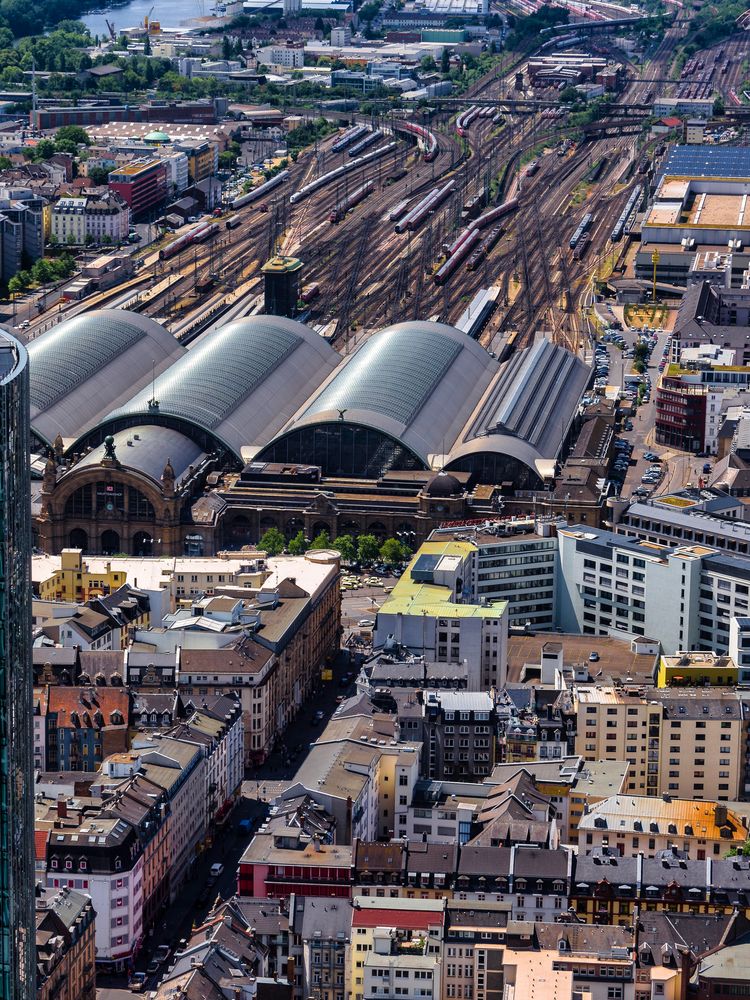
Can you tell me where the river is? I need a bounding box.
[82,0,214,38]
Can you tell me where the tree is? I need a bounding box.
[380,537,409,565]
[333,534,356,563]
[559,86,580,104]
[420,54,436,72]
[309,529,331,550]
[55,125,91,148]
[143,32,151,55]
[86,165,111,185]
[440,47,450,74]
[288,530,309,555]
[259,526,285,555]
[31,258,53,284]
[222,34,232,60]
[33,138,55,161]
[357,533,379,564]
[7,274,24,297]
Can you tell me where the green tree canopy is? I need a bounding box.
[357,534,379,564]
[55,124,91,147]
[380,537,410,565]
[309,529,331,550]
[288,530,309,555]
[332,534,356,563]
[259,526,285,555]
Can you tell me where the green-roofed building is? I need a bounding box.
[374,538,508,690]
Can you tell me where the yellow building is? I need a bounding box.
[656,650,738,687]
[574,684,743,802]
[578,795,748,859]
[38,548,128,602]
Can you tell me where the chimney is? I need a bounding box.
[56,796,67,819]
[715,803,728,828]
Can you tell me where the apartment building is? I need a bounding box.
[108,159,168,219]
[421,691,497,780]
[36,686,129,772]
[348,897,445,1000]
[36,886,96,1000]
[362,929,442,1000]
[51,192,129,245]
[111,778,170,929]
[571,851,750,926]
[99,734,206,901]
[0,186,46,281]
[375,540,508,691]
[443,902,508,1000]
[238,832,353,898]
[288,895,352,1000]
[557,523,750,654]
[577,796,747,859]
[44,814,144,970]
[573,684,743,801]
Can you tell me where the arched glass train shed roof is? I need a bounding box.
[270,321,499,467]
[448,337,592,480]
[28,310,185,448]
[73,316,341,464]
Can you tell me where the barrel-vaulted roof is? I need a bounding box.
[28,310,185,446]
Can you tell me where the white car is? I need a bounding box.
[209,863,224,878]
[358,619,375,628]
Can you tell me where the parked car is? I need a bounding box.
[358,619,375,628]
[146,960,161,977]
[313,710,325,723]
[703,462,712,474]
[209,863,224,878]
[128,973,148,992]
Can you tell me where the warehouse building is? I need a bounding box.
[637,146,750,284]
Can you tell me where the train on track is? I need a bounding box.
[394,181,455,233]
[329,180,374,223]
[392,120,438,161]
[610,184,642,243]
[331,125,369,153]
[432,198,518,285]
[348,130,382,157]
[289,142,398,204]
[569,212,593,250]
[230,170,290,210]
[159,221,220,261]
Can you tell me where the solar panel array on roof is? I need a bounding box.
[303,326,461,426]
[29,314,147,411]
[664,145,750,179]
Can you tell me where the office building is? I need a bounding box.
[0,332,34,1000]
[108,159,168,220]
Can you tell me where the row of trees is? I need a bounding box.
[8,254,76,296]
[258,527,412,566]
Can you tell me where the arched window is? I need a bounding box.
[65,485,93,518]
[128,486,155,519]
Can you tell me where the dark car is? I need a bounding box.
[703,462,712,474]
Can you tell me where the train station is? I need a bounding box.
[32,311,590,557]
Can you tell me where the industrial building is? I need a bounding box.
[31,312,591,556]
[637,147,750,284]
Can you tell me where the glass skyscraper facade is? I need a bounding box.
[0,332,33,999]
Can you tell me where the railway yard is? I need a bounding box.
[20,2,750,365]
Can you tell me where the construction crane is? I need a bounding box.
[104,18,116,41]
[144,5,155,31]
